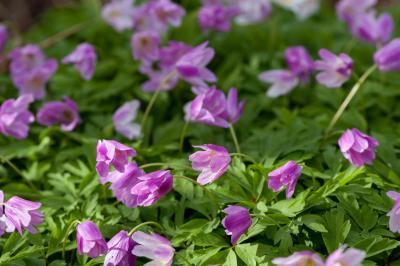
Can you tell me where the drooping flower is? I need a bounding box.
[198,0,239,32]
[338,128,379,168]
[0,95,34,139]
[374,38,400,72]
[101,0,135,32]
[274,0,320,20]
[387,191,400,233]
[268,161,302,199]
[104,230,136,266]
[37,97,80,131]
[258,70,299,98]
[233,0,272,25]
[113,100,141,140]
[62,43,96,80]
[131,231,175,266]
[285,46,314,83]
[96,140,137,178]
[0,24,7,52]
[222,205,252,245]
[336,0,376,25]
[226,88,245,124]
[272,251,324,266]
[314,49,353,88]
[131,31,160,63]
[189,144,231,185]
[325,246,366,266]
[130,170,173,206]
[76,221,108,258]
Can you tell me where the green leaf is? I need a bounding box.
[322,209,351,253]
[223,250,237,266]
[300,214,328,233]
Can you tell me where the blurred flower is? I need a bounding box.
[387,191,400,233]
[113,100,141,140]
[285,46,314,83]
[233,0,272,25]
[37,97,80,131]
[338,128,379,168]
[198,0,239,32]
[258,70,299,98]
[9,45,46,75]
[76,221,108,258]
[189,144,231,185]
[374,38,400,72]
[272,251,324,266]
[314,49,353,88]
[336,0,376,25]
[152,0,185,28]
[96,140,137,178]
[222,205,252,245]
[62,43,97,80]
[102,0,135,32]
[130,170,173,206]
[104,230,136,266]
[325,246,366,266]
[0,24,7,52]
[0,95,34,139]
[142,69,180,92]
[131,231,174,266]
[268,161,302,198]
[274,0,319,20]
[131,31,160,63]
[159,41,192,69]
[351,12,393,46]
[226,88,245,123]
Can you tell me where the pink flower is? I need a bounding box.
[152,0,185,28]
[336,0,376,25]
[226,87,245,124]
[76,221,108,258]
[258,70,299,98]
[9,45,46,75]
[37,97,80,131]
[159,41,192,69]
[0,24,7,52]
[131,31,160,63]
[142,69,180,92]
[325,246,366,266]
[198,0,239,32]
[101,0,135,32]
[63,43,96,80]
[284,46,314,83]
[222,205,252,245]
[374,38,400,72]
[272,251,324,266]
[386,191,400,233]
[104,230,136,266]
[113,100,141,140]
[268,161,302,199]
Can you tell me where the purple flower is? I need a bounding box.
[131,231,175,266]
[198,1,239,32]
[234,0,272,25]
[222,205,252,245]
[0,24,7,52]
[96,140,137,178]
[159,41,192,69]
[285,46,314,83]
[336,0,376,25]
[268,161,302,199]
[272,251,324,266]
[101,0,135,32]
[152,0,185,28]
[351,12,394,45]
[338,128,379,168]
[113,100,141,140]
[62,43,96,80]
[142,69,180,92]
[226,88,245,123]
[130,170,173,206]
[104,230,136,266]
[374,38,400,72]
[189,144,231,185]
[258,70,299,98]
[37,97,80,131]
[387,191,400,233]
[76,221,108,258]
[315,49,353,88]
[325,246,366,266]
[9,45,46,75]
[0,95,34,139]
[131,31,160,63]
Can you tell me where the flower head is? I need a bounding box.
[104,230,136,266]
[268,161,302,198]
[152,0,185,28]
[101,0,135,32]
[234,0,272,25]
[272,251,324,266]
[338,128,379,168]
[374,38,400,72]
[37,97,80,131]
[62,43,96,80]
[258,70,299,98]
[142,69,180,92]
[226,88,245,124]
[285,46,314,83]
[336,0,376,25]
[325,246,366,266]
[0,24,7,52]
[9,44,46,75]
[76,221,108,258]
[198,0,239,32]
[113,100,141,140]
[131,31,160,63]
[387,191,400,233]
[131,231,174,266]
[222,205,252,245]
[351,11,394,45]
[159,41,192,69]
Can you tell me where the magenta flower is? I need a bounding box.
[104,230,136,266]
[9,45,46,75]
[37,97,80,131]
[351,12,394,45]
[234,0,272,25]
[268,161,302,199]
[222,205,252,245]
[272,251,324,266]
[258,70,299,98]
[101,0,135,32]
[62,43,96,80]
[96,140,137,178]
[159,41,192,69]
[198,0,239,32]
[315,49,353,88]
[285,46,314,83]
[0,24,7,52]
[131,31,160,63]
[113,100,141,140]
[130,170,173,206]
[189,144,231,185]
[336,0,376,25]
[131,231,175,266]
[325,246,366,266]
[142,69,180,92]
[152,0,185,28]
[0,95,34,139]
[374,38,400,72]
[76,221,108,258]
[338,128,379,168]
[387,191,400,233]
[226,88,245,124]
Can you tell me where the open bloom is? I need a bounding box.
[338,128,379,168]
[189,144,231,185]
[96,140,137,178]
[76,221,108,258]
[386,191,400,233]
[104,230,136,266]
[198,0,239,32]
[222,205,252,245]
[0,24,7,52]
[130,170,173,206]
[37,97,80,131]
[351,12,393,46]
[272,251,324,266]
[131,31,160,64]
[63,43,96,80]
[234,0,271,25]
[258,70,299,98]
[101,0,135,32]
[9,45,46,75]
[315,49,353,88]
[159,41,192,69]
[325,246,366,266]
[268,161,302,198]
[285,46,314,83]
[336,0,376,25]
[151,0,185,28]
[131,231,175,266]
[374,38,400,72]
[0,95,34,139]
[113,100,141,140]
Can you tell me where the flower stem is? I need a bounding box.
[1,157,38,192]
[140,88,161,132]
[179,120,190,152]
[229,124,241,154]
[62,220,80,259]
[325,65,377,136]
[127,221,164,237]
[229,153,257,164]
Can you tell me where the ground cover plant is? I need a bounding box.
[0,0,400,265]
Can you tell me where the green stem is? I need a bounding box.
[1,157,38,192]
[230,153,256,164]
[228,124,241,154]
[62,220,80,259]
[141,88,161,132]
[140,162,192,171]
[179,120,190,152]
[128,221,164,236]
[325,65,377,135]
